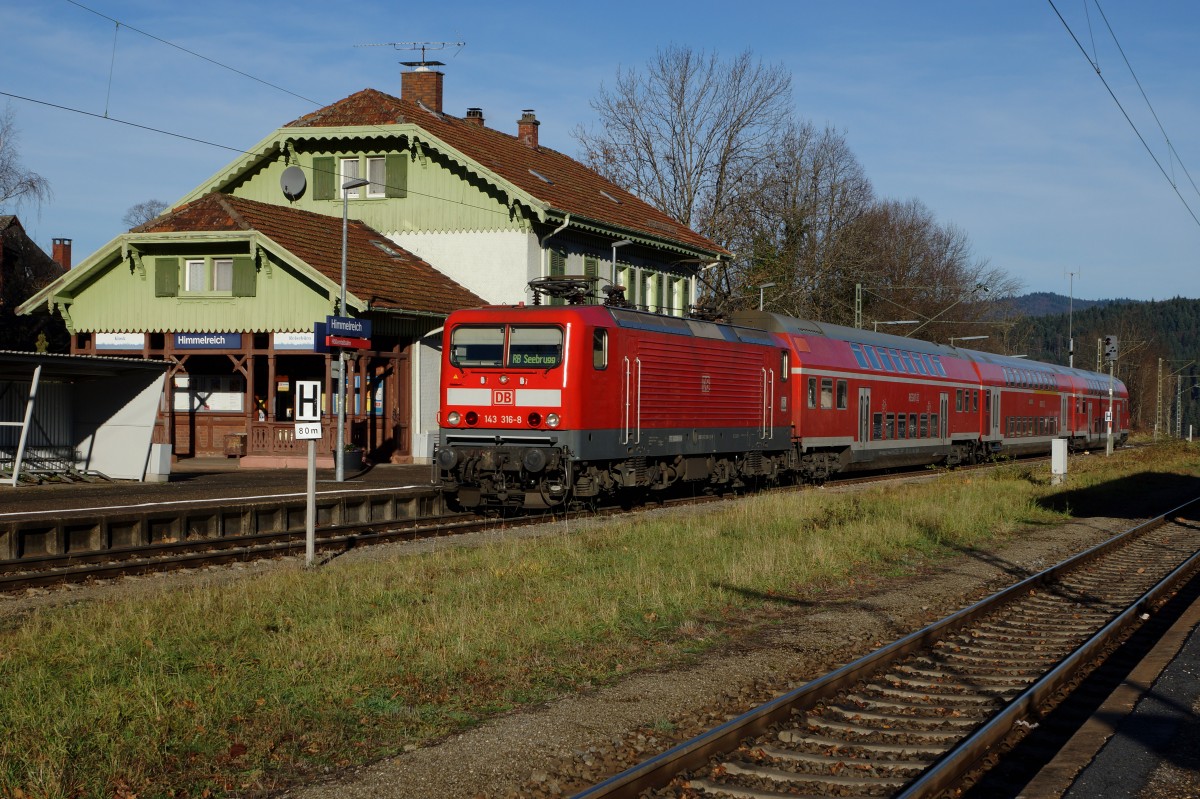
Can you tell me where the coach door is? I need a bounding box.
[761,367,774,440]
[1060,394,1069,437]
[939,392,949,442]
[622,355,641,445]
[858,387,871,444]
[991,390,1001,438]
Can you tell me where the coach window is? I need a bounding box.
[449,326,504,367]
[897,414,907,438]
[592,328,608,369]
[931,413,940,438]
[878,349,896,371]
[872,412,883,440]
[780,350,790,382]
[920,414,929,437]
[955,389,963,412]
[909,413,917,437]
[890,348,908,373]
[900,351,916,373]
[864,346,882,370]
[507,326,563,368]
[807,377,817,409]
[850,343,870,369]
[820,378,834,409]
[972,390,978,411]
[836,379,848,410]
[912,354,928,376]
[922,354,938,376]
[885,413,895,439]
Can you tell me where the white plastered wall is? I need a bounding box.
[391,230,540,305]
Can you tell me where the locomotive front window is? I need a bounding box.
[450,326,505,367]
[508,326,563,368]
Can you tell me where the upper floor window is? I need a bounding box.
[314,153,407,200]
[155,256,254,298]
[184,258,233,294]
[340,158,362,197]
[367,156,387,198]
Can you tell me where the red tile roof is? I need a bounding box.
[285,88,728,257]
[135,194,485,315]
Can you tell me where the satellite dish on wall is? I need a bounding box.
[281,166,307,201]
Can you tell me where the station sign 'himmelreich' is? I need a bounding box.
[315,316,372,351]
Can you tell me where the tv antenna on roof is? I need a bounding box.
[356,40,466,66]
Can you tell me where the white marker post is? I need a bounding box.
[294,381,323,567]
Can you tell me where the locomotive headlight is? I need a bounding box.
[447,411,461,426]
[499,375,510,384]
[546,413,561,428]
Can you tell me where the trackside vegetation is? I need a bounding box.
[1,440,1197,798]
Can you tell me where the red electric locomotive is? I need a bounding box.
[435,285,793,509]
[435,281,1130,509]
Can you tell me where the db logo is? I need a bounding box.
[492,389,515,405]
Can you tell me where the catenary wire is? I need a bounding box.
[1047,0,1200,228]
[1090,0,1200,202]
[0,89,513,221]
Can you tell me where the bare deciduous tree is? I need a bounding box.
[842,198,1021,342]
[577,49,1024,336]
[123,199,169,229]
[0,104,51,213]
[728,121,874,320]
[573,45,792,245]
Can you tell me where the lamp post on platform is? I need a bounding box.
[337,177,370,482]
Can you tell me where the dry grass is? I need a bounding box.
[1,440,1196,798]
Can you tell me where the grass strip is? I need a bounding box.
[1,439,1196,798]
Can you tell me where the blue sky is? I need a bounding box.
[3,0,1198,302]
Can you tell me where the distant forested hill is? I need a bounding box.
[1003,292,1116,318]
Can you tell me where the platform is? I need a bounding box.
[0,458,441,561]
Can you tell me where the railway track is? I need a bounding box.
[0,512,487,591]
[0,454,1087,594]
[0,459,955,592]
[571,497,1200,799]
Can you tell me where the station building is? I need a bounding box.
[19,66,727,466]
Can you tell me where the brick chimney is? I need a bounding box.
[52,238,72,271]
[401,66,444,113]
[518,110,540,148]
[465,107,485,126]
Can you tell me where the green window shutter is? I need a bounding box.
[548,249,566,305]
[385,153,407,198]
[313,156,335,200]
[232,256,256,297]
[584,256,598,302]
[155,257,179,297]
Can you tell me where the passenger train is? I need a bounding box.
[434,280,1129,509]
